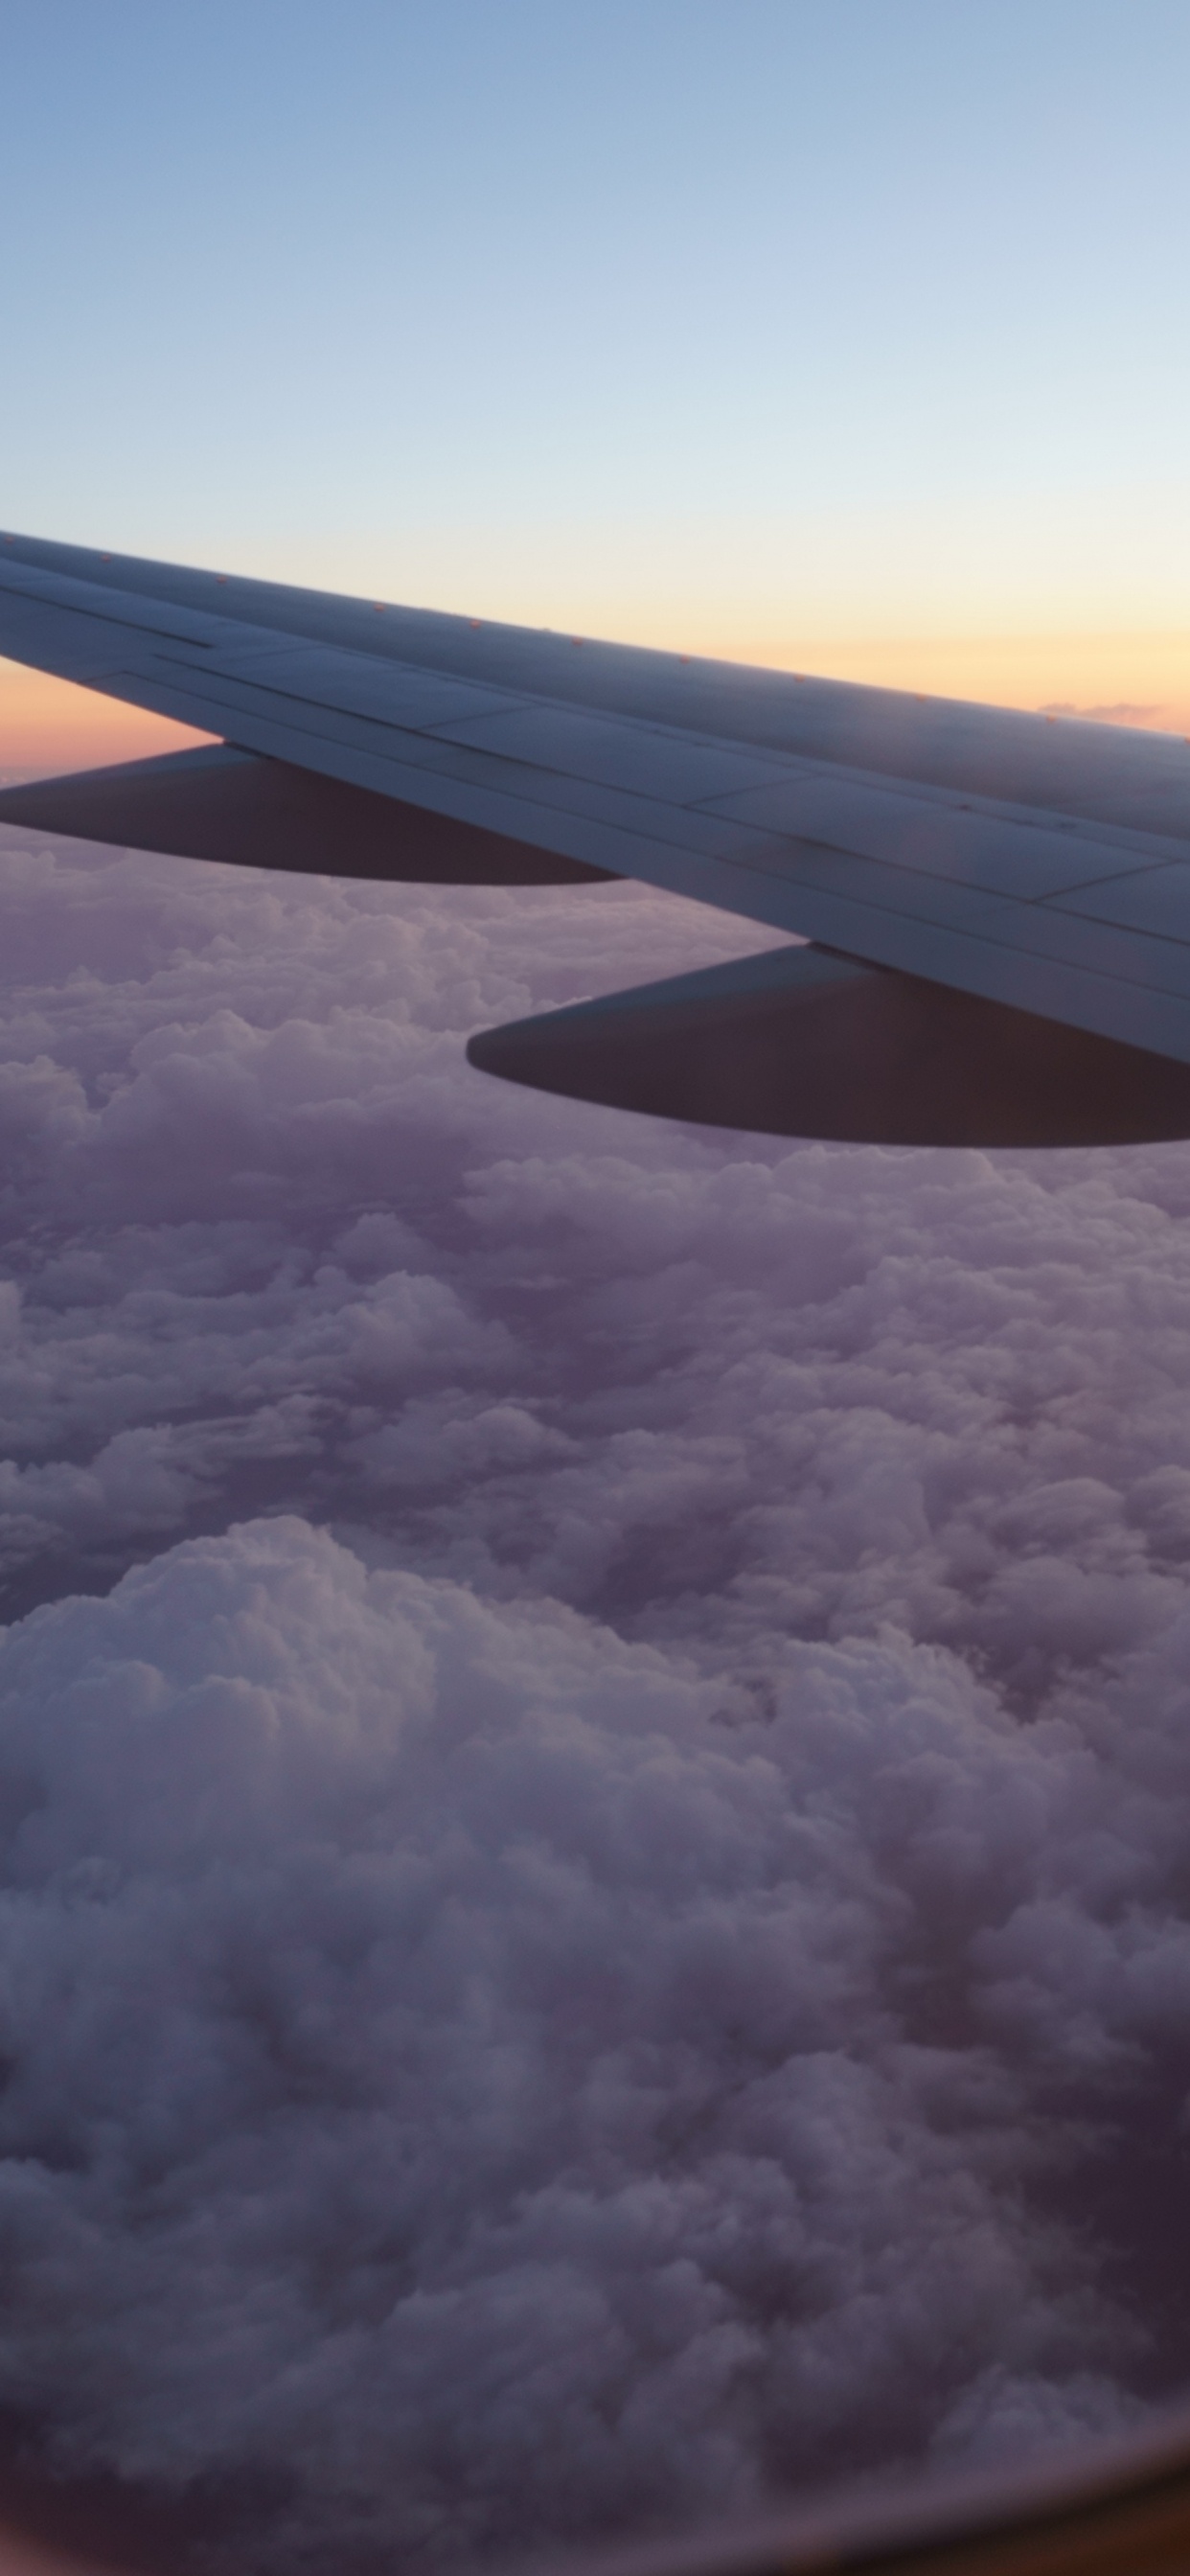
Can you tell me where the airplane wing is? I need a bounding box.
[2,529,1190,1146]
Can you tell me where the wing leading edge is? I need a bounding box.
[3,529,1190,1145]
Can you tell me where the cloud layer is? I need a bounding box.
[1,828,1190,2570]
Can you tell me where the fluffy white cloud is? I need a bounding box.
[0,826,1188,2568]
[0,1516,1158,2573]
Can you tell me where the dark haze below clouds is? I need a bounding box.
[1,827,1190,2571]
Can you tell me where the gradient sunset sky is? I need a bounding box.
[3,0,1189,773]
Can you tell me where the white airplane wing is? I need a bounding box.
[2,530,1190,1145]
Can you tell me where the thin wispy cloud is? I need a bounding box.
[1038,701,1163,724]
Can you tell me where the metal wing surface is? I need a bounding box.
[3,529,1190,1144]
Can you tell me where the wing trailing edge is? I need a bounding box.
[0,746,616,886]
[467,942,1190,1146]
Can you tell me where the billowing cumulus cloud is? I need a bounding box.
[0,824,1189,2570]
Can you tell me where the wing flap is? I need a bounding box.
[1050,862,1190,937]
[698,770,1170,897]
[712,844,1190,1067]
[468,943,1190,1146]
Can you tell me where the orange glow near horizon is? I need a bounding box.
[739,630,1190,734]
[0,662,215,785]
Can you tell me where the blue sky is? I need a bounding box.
[3,1,1189,676]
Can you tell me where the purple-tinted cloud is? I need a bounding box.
[0,827,1188,2570]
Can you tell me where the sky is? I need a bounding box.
[3,8,1190,2576]
[3,0,1190,748]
